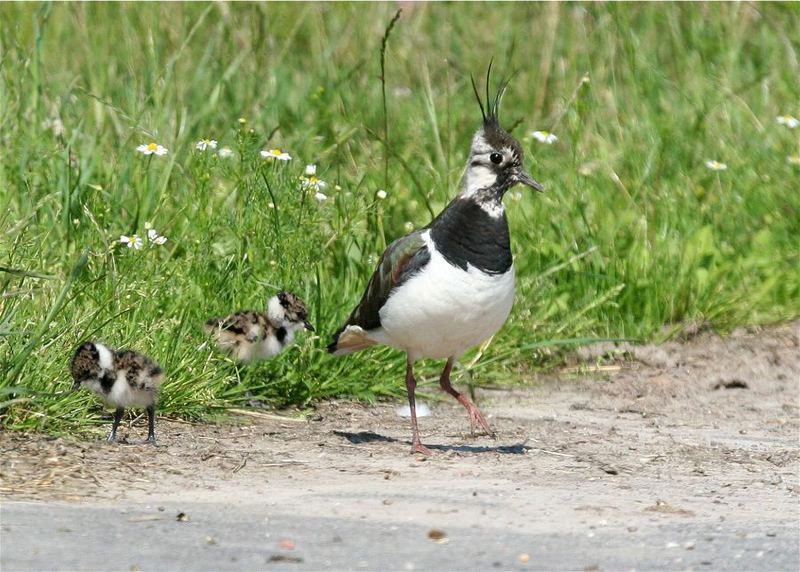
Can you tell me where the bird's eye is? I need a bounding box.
[490,152,503,165]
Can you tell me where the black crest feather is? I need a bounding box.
[471,59,513,126]
[470,73,486,122]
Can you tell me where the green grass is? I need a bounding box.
[1,2,798,435]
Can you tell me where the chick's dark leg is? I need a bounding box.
[108,408,124,443]
[405,357,432,456]
[144,404,157,445]
[439,357,495,437]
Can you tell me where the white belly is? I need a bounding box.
[108,374,154,408]
[375,232,515,360]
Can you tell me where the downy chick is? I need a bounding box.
[70,341,164,444]
[204,291,314,363]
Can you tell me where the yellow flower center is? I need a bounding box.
[147,143,158,151]
[271,148,282,155]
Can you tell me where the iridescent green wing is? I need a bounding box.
[333,229,430,336]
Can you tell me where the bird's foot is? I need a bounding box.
[142,436,157,446]
[411,440,433,456]
[466,406,495,439]
[106,434,118,444]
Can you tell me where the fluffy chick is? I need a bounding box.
[70,341,164,444]
[204,291,314,363]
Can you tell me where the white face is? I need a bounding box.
[267,295,307,330]
[267,295,287,326]
[462,132,516,196]
[464,164,498,194]
[84,379,104,396]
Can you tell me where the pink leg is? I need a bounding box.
[405,357,432,455]
[439,357,495,437]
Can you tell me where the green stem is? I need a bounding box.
[379,9,402,192]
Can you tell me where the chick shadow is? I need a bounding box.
[332,430,530,455]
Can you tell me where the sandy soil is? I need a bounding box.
[1,322,798,569]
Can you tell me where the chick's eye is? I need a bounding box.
[490,152,503,165]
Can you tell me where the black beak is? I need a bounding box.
[304,321,315,332]
[515,169,544,192]
[71,381,81,392]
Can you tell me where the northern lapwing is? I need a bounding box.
[204,291,314,363]
[70,341,164,444]
[328,69,543,454]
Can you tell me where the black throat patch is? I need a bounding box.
[275,327,287,343]
[429,197,512,274]
[99,371,116,393]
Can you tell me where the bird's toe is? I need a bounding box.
[411,442,433,456]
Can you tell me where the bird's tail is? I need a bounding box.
[327,325,377,356]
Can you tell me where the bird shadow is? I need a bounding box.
[332,430,530,455]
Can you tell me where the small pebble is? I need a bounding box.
[427,529,448,544]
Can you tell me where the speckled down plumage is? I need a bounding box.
[204,291,313,363]
[70,342,164,408]
[70,341,164,443]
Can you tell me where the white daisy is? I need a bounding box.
[260,148,292,161]
[136,142,168,156]
[218,147,234,159]
[705,160,728,171]
[532,130,558,144]
[147,228,168,246]
[314,192,328,202]
[195,139,218,151]
[120,234,143,249]
[376,190,387,200]
[776,115,799,129]
[300,166,327,191]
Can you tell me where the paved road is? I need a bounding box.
[2,500,797,571]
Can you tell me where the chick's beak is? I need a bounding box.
[303,321,315,332]
[515,169,544,192]
[71,381,81,392]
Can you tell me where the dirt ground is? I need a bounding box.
[1,322,798,570]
